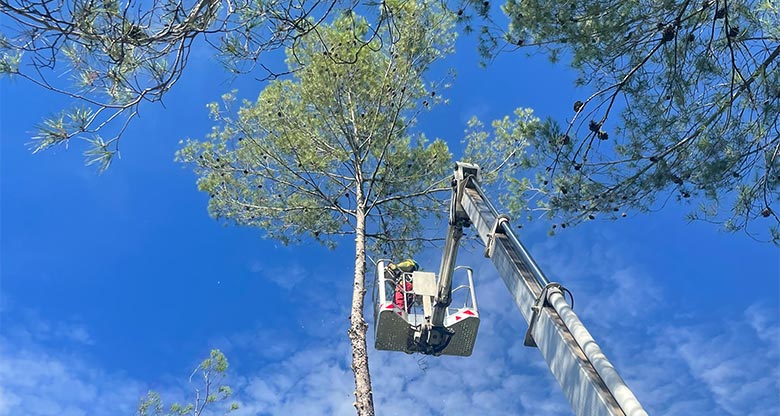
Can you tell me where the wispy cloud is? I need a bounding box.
[0,307,143,416]
[2,307,96,347]
[233,343,356,416]
[518,233,779,415]
[249,261,309,291]
[663,305,780,415]
[0,340,143,416]
[1,244,776,416]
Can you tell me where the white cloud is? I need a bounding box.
[233,344,355,416]
[744,303,780,350]
[249,261,308,291]
[661,309,780,415]
[3,309,96,347]
[1,245,776,416]
[525,236,663,328]
[0,310,145,416]
[0,345,143,416]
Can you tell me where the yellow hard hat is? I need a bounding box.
[406,259,420,271]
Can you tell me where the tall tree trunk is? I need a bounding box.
[349,195,374,415]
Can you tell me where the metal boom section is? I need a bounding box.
[447,162,647,416]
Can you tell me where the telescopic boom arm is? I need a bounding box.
[436,162,648,416]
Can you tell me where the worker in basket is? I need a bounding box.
[385,259,419,312]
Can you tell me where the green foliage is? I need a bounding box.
[177,2,455,258]
[30,108,91,152]
[137,350,238,416]
[470,0,780,242]
[0,51,20,73]
[27,106,120,172]
[83,136,119,172]
[2,0,361,164]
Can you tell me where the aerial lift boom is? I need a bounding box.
[431,162,648,416]
[374,162,647,415]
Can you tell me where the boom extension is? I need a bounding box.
[450,162,647,416]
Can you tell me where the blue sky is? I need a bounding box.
[1,19,779,416]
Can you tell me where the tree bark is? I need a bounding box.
[349,189,374,415]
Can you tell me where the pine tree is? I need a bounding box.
[176,4,455,414]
